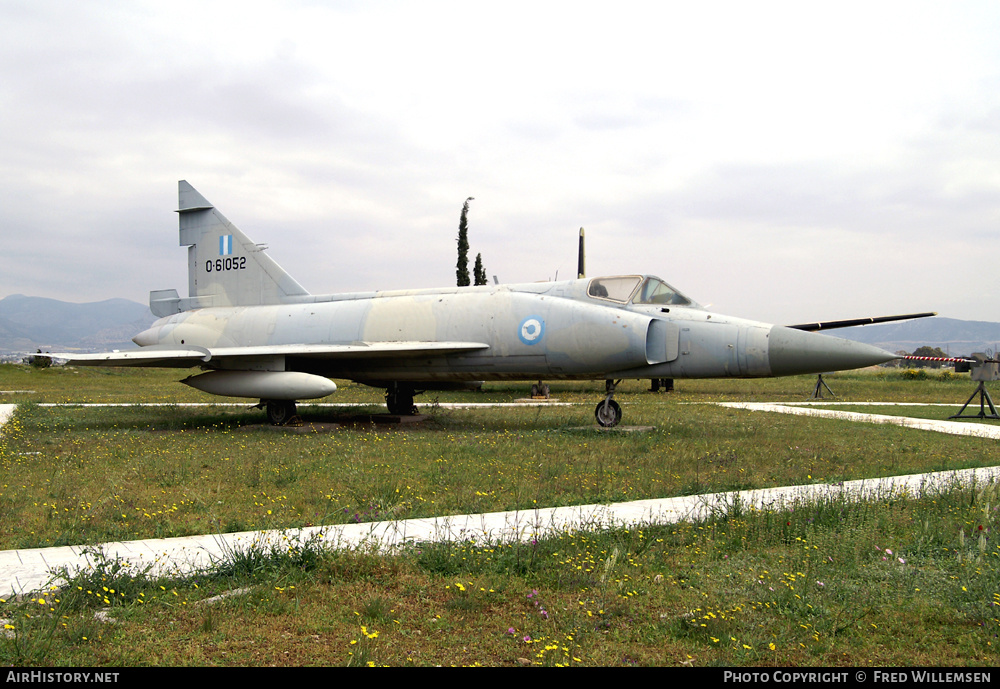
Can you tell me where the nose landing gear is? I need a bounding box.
[595,379,623,427]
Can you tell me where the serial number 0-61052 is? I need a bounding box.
[206,257,247,272]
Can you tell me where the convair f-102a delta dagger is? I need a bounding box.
[56,181,916,427]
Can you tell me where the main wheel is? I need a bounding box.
[266,400,297,426]
[594,399,622,427]
[385,385,417,415]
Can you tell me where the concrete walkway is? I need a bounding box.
[0,465,996,597]
[0,404,14,429]
[0,401,997,597]
[719,401,1000,440]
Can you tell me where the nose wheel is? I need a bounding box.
[594,380,623,427]
[595,399,622,427]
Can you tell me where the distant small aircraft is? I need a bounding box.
[55,181,929,427]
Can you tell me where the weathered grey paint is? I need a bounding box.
[57,182,899,405]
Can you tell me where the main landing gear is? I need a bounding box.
[530,381,551,398]
[385,383,418,415]
[649,378,674,393]
[259,399,297,426]
[595,379,623,428]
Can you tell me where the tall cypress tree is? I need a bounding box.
[473,252,487,286]
[456,197,473,286]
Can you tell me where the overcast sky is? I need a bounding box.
[2,1,999,325]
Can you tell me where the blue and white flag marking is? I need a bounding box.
[219,235,233,256]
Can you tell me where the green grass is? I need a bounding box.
[1,484,996,666]
[0,364,997,666]
[1,369,995,548]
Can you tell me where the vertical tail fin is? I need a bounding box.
[176,181,309,308]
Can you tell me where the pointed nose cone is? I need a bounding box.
[768,326,897,376]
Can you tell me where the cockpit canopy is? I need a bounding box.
[587,275,696,307]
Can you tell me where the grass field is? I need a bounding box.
[0,364,997,666]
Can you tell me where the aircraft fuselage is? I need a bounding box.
[134,279,891,385]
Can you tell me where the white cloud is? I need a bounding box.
[1,0,999,324]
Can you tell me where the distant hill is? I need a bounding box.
[0,294,155,354]
[831,317,1000,357]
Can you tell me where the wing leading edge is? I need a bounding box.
[786,312,937,332]
[52,341,490,369]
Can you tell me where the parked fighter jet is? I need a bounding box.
[56,181,915,427]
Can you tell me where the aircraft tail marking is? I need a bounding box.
[174,180,309,310]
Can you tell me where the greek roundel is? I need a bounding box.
[518,316,545,345]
